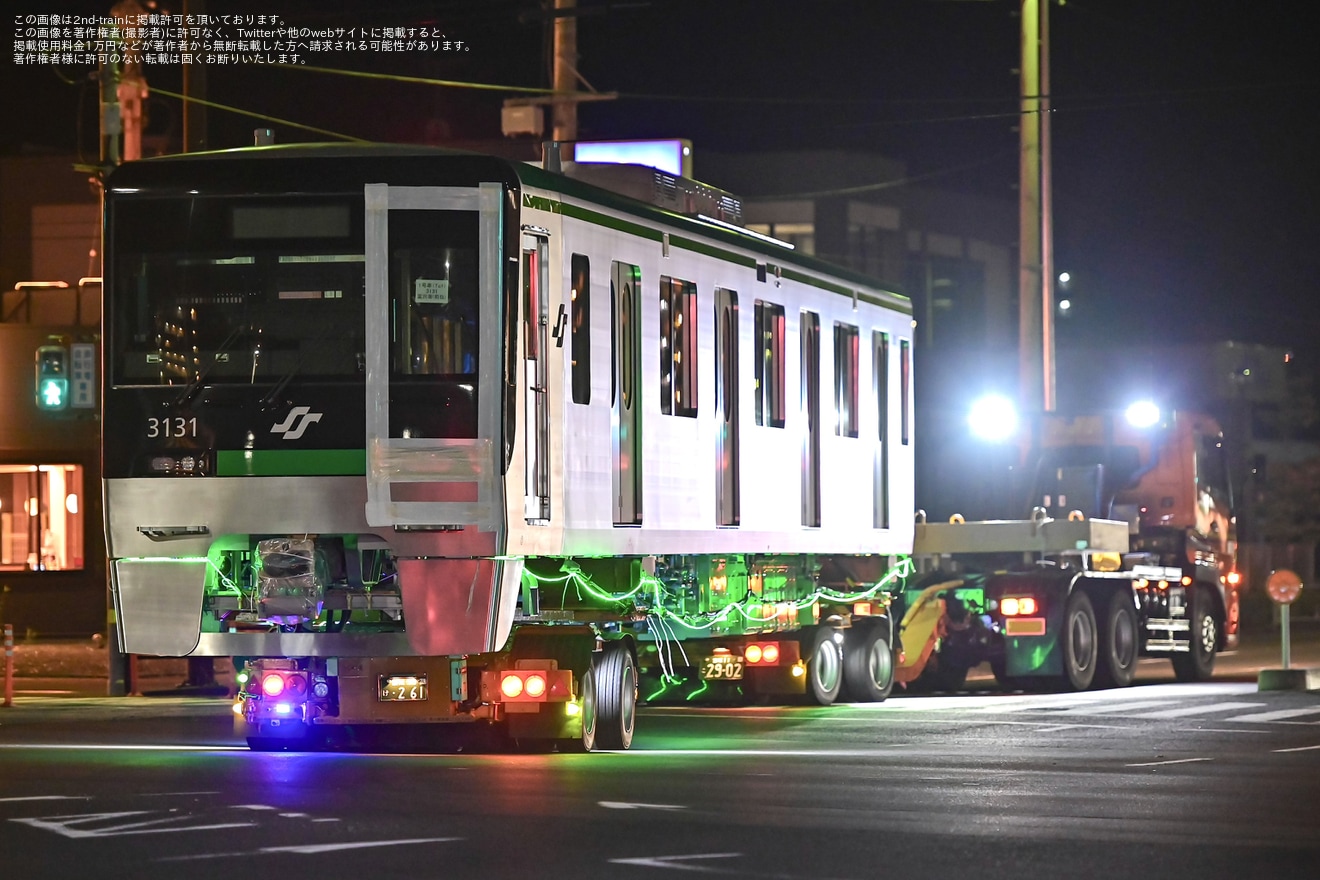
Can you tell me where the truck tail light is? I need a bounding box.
[744,642,781,665]
[485,664,573,703]
[1001,596,1038,616]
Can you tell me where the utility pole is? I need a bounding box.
[551,0,578,142]
[1018,0,1055,413]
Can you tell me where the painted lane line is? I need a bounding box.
[1125,757,1212,767]
[610,853,742,874]
[599,801,686,811]
[157,837,463,861]
[1226,707,1320,723]
[0,796,86,803]
[1124,701,1263,720]
[1273,743,1320,753]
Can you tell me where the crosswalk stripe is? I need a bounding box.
[1059,699,1178,715]
[1225,707,1320,723]
[1125,701,1263,719]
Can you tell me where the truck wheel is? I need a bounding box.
[1061,590,1098,691]
[1172,589,1217,682]
[580,666,599,751]
[588,642,637,750]
[842,621,896,702]
[1095,592,1139,688]
[802,627,844,705]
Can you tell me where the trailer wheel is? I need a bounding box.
[802,627,844,705]
[1172,589,1217,682]
[842,621,896,702]
[1061,590,1098,691]
[1095,592,1139,688]
[586,641,636,751]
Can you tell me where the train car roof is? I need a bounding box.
[106,142,910,312]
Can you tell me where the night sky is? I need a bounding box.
[7,0,1318,352]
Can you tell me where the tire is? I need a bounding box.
[579,666,599,752]
[1172,588,1218,682]
[588,641,637,750]
[802,626,844,705]
[1060,590,1098,691]
[1094,591,1139,689]
[842,621,896,702]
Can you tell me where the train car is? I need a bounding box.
[102,144,914,751]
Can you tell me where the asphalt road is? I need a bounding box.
[3,671,1319,879]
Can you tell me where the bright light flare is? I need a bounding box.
[968,394,1018,442]
[500,673,524,699]
[1125,400,1161,429]
[261,673,286,697]
[524,674,547,698]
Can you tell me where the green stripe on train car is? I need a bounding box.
[216,449,366,476]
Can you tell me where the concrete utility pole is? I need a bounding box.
[1018,0,1055,413]
[551,0,579,142]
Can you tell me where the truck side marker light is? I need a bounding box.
[232,700,244,716]
[1182,576,1193,586]
[791,662,806,678]
[565,700,581,717]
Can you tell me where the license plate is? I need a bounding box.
[700,655,745,681]
[379,674,428,701]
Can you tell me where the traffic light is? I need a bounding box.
[35,345,69,411]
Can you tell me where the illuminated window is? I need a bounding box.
[570,254,591,405]
[0,464,85,571]
[754,300,786,427]
[900,338,911,446]
[659,277,698,417]
[833,322,859,438]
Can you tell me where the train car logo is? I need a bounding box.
[270,406,323,440]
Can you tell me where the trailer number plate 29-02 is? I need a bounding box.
[700,655,745,680]
[379,674,428,701]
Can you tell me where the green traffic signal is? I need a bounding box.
[35,345,69,411]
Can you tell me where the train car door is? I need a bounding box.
[611,261,642,525]
[522,232,550,524]
[715,288,740,526]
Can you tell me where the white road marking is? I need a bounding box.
[0,796,85,803]
[1125,757,1212,767]
[609,853,741,874]
[11,810,255,838]
[1058,699,1178,714]
[1226,707,1320,723]
[157,837,462,861]
[599,800,686,811]
[1125,701,1263,719]
[1273,743,1320,753]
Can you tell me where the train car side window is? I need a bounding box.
[754,300,786,428]
[900,338,912,446]
[660,276,698,418]
[570,253,591,405]
[833,322,859,438]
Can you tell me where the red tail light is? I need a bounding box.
[744,642,782,665]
